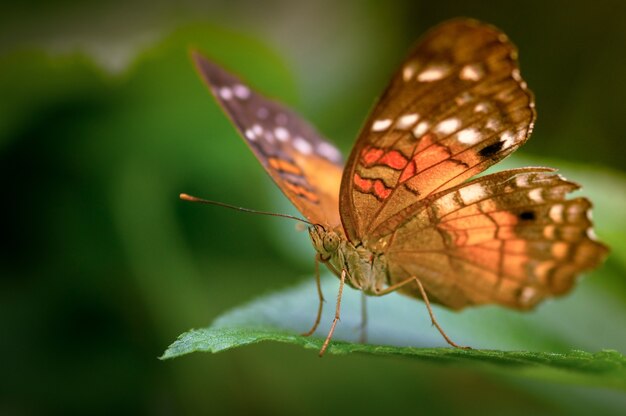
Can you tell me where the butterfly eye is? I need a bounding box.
[323,232,339,252]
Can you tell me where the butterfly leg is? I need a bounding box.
[375,276,470,350]
[412,277,471,350]
[319,268,346,357]
[359,292,368,344]
[302,255,325,337]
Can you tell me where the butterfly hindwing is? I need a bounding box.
[192,51,344,228]
[378,168,608,309]
[340,19,535,241]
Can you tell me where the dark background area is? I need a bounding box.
[1,1,625,415]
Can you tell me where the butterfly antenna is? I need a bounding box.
[180,193,314,226]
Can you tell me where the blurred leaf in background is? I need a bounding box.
[1,0,625,415]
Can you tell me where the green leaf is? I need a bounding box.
[165,327,626,391]
[163,272,626,389]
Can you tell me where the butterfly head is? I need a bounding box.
[308,224,341,261]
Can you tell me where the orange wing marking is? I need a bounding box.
[360,146,409,170]
[268,157,303,175]
[353,173,393,200]
[283,182,320,203]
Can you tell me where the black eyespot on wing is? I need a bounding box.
[519,210,536,221]
[478,140,505,158]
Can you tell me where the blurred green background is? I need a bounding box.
[2,1,626,415]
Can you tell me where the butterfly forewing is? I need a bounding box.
[378,169,608,310]
[340,19,535,242]
[192,51,344,228]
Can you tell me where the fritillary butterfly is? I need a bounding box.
[189,18,608,355]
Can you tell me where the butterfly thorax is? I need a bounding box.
[309,225,388,295]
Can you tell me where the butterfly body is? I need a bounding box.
[190,18,608,351]
[309,225,388,295]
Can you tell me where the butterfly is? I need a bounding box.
[189,18,608,355]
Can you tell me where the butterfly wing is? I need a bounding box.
[192,51,344,228]
[338,19,607,309]
[378,168,609,310]
[340,19,535,241]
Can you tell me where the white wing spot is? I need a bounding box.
[528,188,543,202]
[412,121,430,138]
[434,192,460,214]
[500,131,516,149]
[511,69,522,82]
[459,64,484,81]
[372,119,392,132]
[459,183,487,205]
[274,127,290,142]
[587,228,598,241]
[475,102,489,113]
[417,65,450,82]
[396,113,419,129]
[219,87,233,100]
[519,287,538,305]
[567,204,584,216]
[317,142,341,162]
[252,124,263,136]
[293,136,313,154]
[549,204,564,223]
[456,128,480,144]
[486,119,500,131]
[233,84,250,99]
[515,175,529,187]
[586,209,594,221]
[245,129,256,141]
[565,204,585,223]
[403,63,418,81]
[435,118,461,135]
